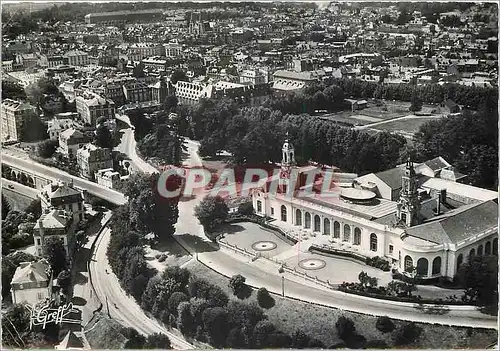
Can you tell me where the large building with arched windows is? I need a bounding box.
[252,139,498,280]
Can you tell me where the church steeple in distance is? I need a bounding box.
[397,157,421,227]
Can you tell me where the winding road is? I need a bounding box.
[89,228,193,349]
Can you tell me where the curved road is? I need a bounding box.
[114,114,158,175]
[89,228,193,349]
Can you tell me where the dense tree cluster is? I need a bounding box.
[458,255,498,312]
[43,236,68,276]
[413,102,498,190]
[330,77,497,110]
[2,199,41,255]
[107,205,155,301]
[180,99,408,174]
[139,265,325,349]
[36,139,58,158]
[2,80,27,100]
[1,304,53,348]
[107,173,180,299]
[127,107,185,165]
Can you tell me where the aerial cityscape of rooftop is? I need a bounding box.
[1,1,498,350]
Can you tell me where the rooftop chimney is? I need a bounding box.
[435,193,441,215]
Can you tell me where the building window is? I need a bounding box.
[280,205,287,222]
[19,284,23,289]
[404,255,413,273]
[256,200,262,213]
[37,292,44,300]
[416,258,428,276]
[304,212,311,229]
[270,207,274,215]
[456,254,463,271]
[485,241,492,255]
[295,209,302,226]
[333,221,340,238]
[353,230,361,245]
[343,224,351,242]
[432,256,441,275]
[314,215,321,232]
[323,218,330,235]
[370,233,378,252]
[78,202,82,211]
[36,238,41,246]
[389,245,394,254]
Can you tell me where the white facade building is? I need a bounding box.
[252,140,499,280]
[11,259,53,306]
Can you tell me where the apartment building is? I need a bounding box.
[58,128,89,158]
[64,50,89,67]
[75,92,115,126]
[39,181,85,223]
[76,144,113,180]
[33,209,76,257]
[1,99,37,142]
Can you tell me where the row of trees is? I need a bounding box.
[184,100,407,175]
[140,266,326,349]
[413,101,498,190]
[329,77,497,109]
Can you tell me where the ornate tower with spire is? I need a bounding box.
[279,133,296,194]
[397,158,420,227]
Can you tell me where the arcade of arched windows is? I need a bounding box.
[291,208,379,252]
[402,235,498,279]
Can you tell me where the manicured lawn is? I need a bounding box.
[372,117,441,134]
[184,260,497,349]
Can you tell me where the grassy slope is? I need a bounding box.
[185,260,497,349]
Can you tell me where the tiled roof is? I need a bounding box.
[58,331,84,349]
[406,200,498,244]
[373,166,406,191]
[34,209,72,230]
[42,181,82,199]
[423,156,450,172]
[11,259,50,284]
[60,128,86,140]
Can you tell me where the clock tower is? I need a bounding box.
[279,134,296,194]
[397,158,421,227]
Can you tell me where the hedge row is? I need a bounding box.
[338,287,470,306]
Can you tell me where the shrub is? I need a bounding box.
[394,323,422,346]
[144,333,172,349]
[158,254,167,262]
[366,256,391,271]
[291,329,311,349]
[177,301,195,336]
[375,316,395,333]
[366,339,389,348]
[237,202,254,215]
[256,287,275,309]
[335,316,356,340]
[229,274,247,296]
[168,292,189,316]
